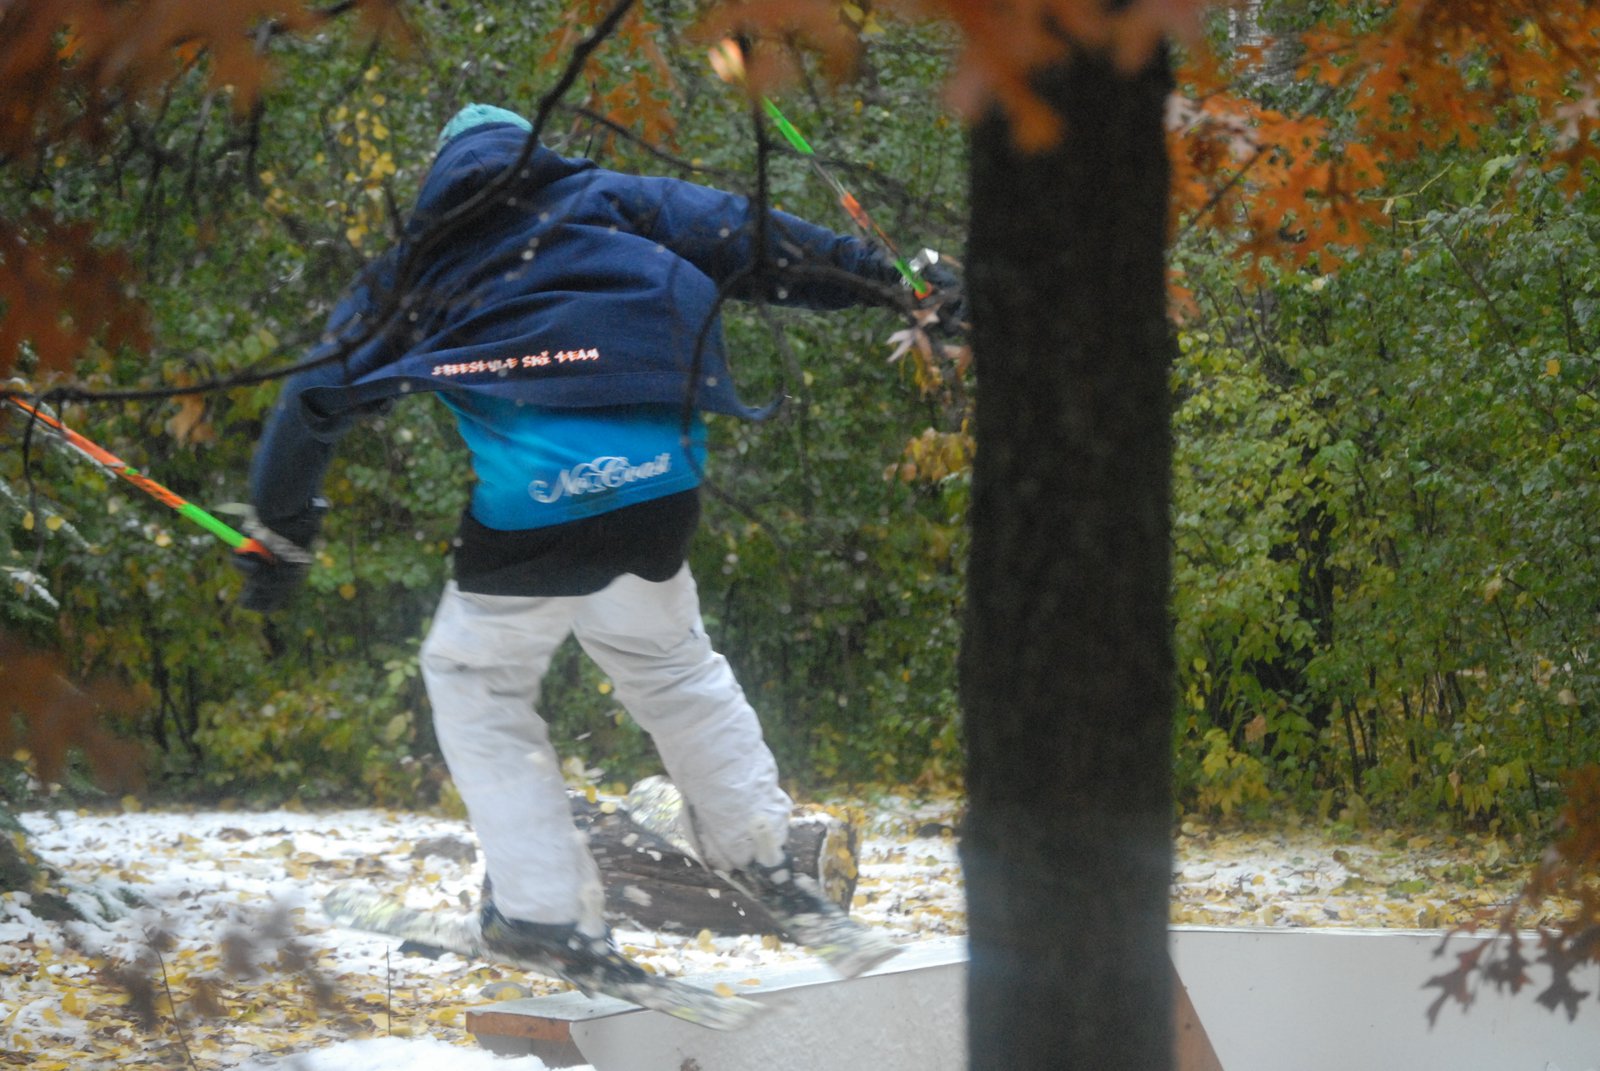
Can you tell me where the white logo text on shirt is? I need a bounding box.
[528,453,673,504]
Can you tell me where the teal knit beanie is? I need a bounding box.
[436,104,532,152]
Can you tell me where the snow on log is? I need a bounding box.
[569,777,860,936]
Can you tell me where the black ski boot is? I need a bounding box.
[721,854,899,977]
[479,901,651,996]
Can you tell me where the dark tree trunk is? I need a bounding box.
[960,41,1176,1071]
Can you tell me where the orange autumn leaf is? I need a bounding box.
[542,0,679,149]
[695,0,862,92]
[1,0,409,157]
[1428,766,1600,1023]
[694,0,1600,269]
[0,630,147,794]
[1165,3,1600,266]
[0,216,150,381]
[0,1,405,379]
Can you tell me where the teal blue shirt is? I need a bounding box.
[442,395,708,530]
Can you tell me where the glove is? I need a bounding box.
[909,251,968,337]
[232,545,308,613]
[231,502,324,613]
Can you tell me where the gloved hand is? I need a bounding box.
[232,544,309,613]
[231,502,324,613]
[909,251,968,337]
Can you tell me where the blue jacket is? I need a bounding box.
[250,123,902,532]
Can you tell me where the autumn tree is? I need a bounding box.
[1165,0,1600,1033]
[0,0,411,899]
[865,0,1600,1063]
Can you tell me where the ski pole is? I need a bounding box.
[708,38,934,297]
[4,396,274,560]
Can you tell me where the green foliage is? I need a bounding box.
[533,637,659,786]
[193,639,445,806]
[1171,141,1600,830]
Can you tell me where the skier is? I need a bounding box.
[236,104,958,999]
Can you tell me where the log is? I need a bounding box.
[569,777,860,936]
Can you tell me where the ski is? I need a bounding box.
[322,888,765,1031]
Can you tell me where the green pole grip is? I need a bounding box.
[762,98,815,156]
[177,501,248,549]
[894,258,929,295]
[756,90,929,295]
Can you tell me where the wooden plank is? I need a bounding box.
[465,1007,576,1042]
[467,1016,584,1065]
[1173,958,1225,1071]
[464,990,598,1065]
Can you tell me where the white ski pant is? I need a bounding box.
[419,565,793,929]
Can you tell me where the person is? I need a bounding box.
[236,104,958,991]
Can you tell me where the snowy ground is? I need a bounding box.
[1,796,963,1070]
[0,797,1553,1070]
